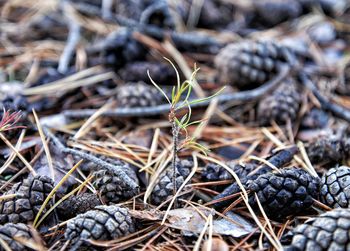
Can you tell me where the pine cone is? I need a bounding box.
[257,79,301,125]
[116,82,163,108]
[151,159,193,206]
[248,168,320,219]
[140,0,175,29]
[212,147,298,208]
[301,108,329,129]
[65,205,136,248]
[306,134,346,164]
[0,175,54,224]
[102,28,146,70]
[57,193,101,220]
[284,208,350,251]
[320,166,350,208]
[119,61,177,85]
[0,223,38,251]
[93,162,139,203]
[253,0,302,26]
[202,162,256,181]
[214,40,298,89]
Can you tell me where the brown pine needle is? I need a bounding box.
[0,132,36,175]
[33,109,54,181]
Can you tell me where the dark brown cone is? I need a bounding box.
[0,175,54,224]
[248,167,320,219]
[57,193,101,220]
[119,61,177,85]
[202,161,256,182]
[257,79,301,125]
[214,40,298,90]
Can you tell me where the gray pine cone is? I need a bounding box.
[93,161,139,203]
[65,205,136,249]
[116,81,164,108]
[257,79,301,125]
[151,159,193,206]
[0,223,39,251]
[284,208,350,251]
[321,166,350,208]
[0,175,54,224]
[214,40,298,90]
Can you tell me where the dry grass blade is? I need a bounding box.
[241,194,283,251]
[0,132,36,175]
[0,129,25,175]
[33,159,83,227]
[35,175,94,228]
[297,141,318,177]
[144,153,172,204]
[74,101,114,139]
[193,214,212,251]
[23,71,115,95]
[254,193,282,248]
[0,194,16,201]
[33,109,54,181]
[248,155,281,173]
[0,237,11,251]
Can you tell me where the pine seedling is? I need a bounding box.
[148,58,224,202]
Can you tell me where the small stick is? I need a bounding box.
[58,2,81,74]
[300,73,350,123]
[64,66,290,118]
[43,127,139,190]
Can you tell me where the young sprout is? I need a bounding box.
[148,58,224,204]
[0,109,25,133]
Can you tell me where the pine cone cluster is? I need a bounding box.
[57,193,101,220]
[0,175,54,224]
[257,79,301,125]
[116,82,164,108]
[93,163,139,203]
[320,166,350,208]
[214,40,298,89]
[0,223,38,251]
[248,168,320,219]
[151,159,193,206]
[65,205,136,248]
[284,208,350,250]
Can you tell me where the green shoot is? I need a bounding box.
[148,57,224,206]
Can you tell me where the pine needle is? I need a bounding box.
[33,109,54,181]
[0,132,36,175]
[35,175,94,228]
[33,159,83,228]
